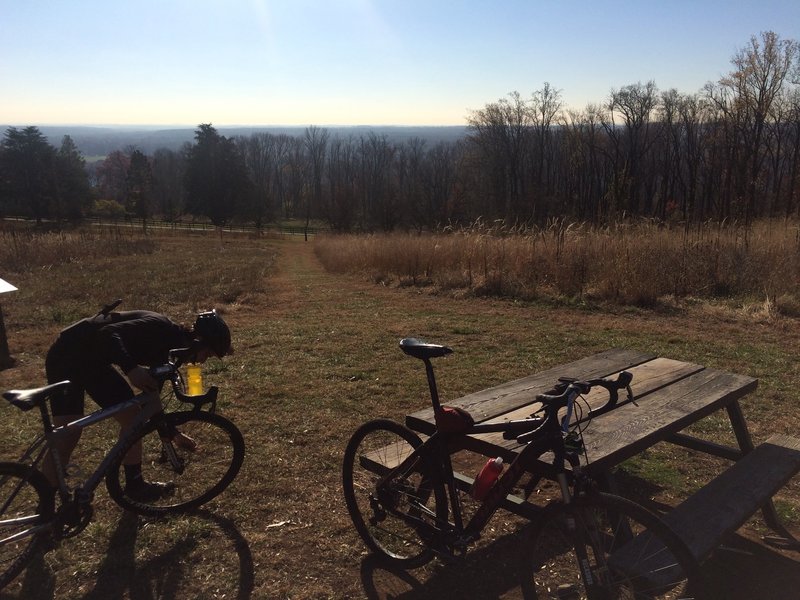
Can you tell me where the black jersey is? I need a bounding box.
[57,310,192,374]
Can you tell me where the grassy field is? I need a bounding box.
[0,226,799,598]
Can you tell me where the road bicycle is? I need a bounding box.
[342,338,701,599]
[0,347,245,589]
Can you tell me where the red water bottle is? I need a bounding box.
[471,457,503,500]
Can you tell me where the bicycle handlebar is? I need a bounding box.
[503,371,634,444]
[538,370,633,415]
[148,348,219,408]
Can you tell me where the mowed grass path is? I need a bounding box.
[2,235,800,598]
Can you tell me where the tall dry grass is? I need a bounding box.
[314,220,800,310]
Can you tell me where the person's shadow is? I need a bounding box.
[8,509,253,600]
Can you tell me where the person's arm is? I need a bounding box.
[126,365,158,392]
[95,315,165,392]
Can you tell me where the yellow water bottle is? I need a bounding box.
[186,363,203,395]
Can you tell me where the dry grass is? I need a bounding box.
[0,225,798,598]
[314,220,800,309]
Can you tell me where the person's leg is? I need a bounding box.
[41,414,82,488]
[44,345,85,488]
[85,370,172,498]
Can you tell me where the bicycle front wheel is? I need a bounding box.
[0,462,55,590]
[342,419,447,569]
[520,492,700,599]
[106,411,245,516]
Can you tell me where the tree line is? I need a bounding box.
[1,31,798,231]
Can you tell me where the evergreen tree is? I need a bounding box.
[55,135,92,220]
[184,124,250,226]
[0,126,56,223]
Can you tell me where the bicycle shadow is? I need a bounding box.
[8,508,254,600]
[359,529,529,600]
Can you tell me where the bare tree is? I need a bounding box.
[607,81,661,215]
[468,91,535,221]
[531,82,563,195]
[151,148,185,220]
[304,126,329,239]
[325,136,358,231]
[711,31,800,222]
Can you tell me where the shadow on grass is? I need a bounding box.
[698,533,800,599]
[359,529,528,600]
[3,509,253,600]
[86,509,254,600]
[358,526,800,600]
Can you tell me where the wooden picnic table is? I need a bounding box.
[404,348,800,566]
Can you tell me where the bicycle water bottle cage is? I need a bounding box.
[175,386,219,411]
[435,406,475,433]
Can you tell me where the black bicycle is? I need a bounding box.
[343,338,701,599]
[0,347,245,589]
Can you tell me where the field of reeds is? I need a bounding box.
[314,220,800,313]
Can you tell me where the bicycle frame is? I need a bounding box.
[10,348,219,507]
[387,416,570,548]
[382,349,607,551]
[21,392,164,504]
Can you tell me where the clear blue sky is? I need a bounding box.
[1,0,797,127]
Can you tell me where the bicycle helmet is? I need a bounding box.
[193,310,232,357]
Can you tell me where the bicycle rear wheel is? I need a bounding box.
[520,492,700,599]
[106,411,244,516]
[0,462,55,590]
[342,419,447,568]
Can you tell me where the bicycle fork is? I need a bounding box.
[156,422,186,474]
[557,452,609,597]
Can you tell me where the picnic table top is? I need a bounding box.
[405,348,758,474]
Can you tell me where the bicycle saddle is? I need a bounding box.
[3,380,71,411]
[399,338,453,360]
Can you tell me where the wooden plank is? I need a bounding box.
[406,348,657,434]
[445,358,706,464]
[665,433,800,562]
[452,472,541,520]
[447,367,756,474]
[666,432,743,461]
[583,368,757,472]
[479,357,704,431]
[610,434,800,583]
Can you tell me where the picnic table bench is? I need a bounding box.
[404,348,800,568]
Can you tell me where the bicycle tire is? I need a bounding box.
[520,492,701,599]
[342,419,448,568]
[106,410,244,516]
[0,462,55,591]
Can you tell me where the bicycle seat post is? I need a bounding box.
[423,358,444,414]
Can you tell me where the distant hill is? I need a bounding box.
[0,125,469,160]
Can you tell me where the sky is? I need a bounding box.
[1,0,798,128]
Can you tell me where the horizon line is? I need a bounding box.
[1,122,470,129]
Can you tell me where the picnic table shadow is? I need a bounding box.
[360,529,530,600]
[358,470,672,599]
[9,508,254,600]
[360,528,800,600]
[358,469,800,600]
